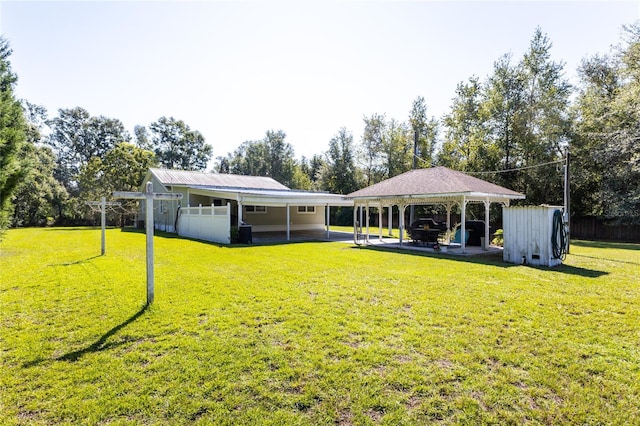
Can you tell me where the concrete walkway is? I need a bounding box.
[252,229,502,257]
[357,237,503,257]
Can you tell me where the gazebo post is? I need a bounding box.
[353,205,358,244]
[365,203,371,244]
[399,204,406,246]
[378,205,383,241]
[388,205,393,236]
[460,197,467,254]
[484,198,490,250]
[358,205,363,240]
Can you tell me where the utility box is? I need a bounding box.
[503,205,565,267]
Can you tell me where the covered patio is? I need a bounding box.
[346,167,525,253]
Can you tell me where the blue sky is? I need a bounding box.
[1,1,638,165]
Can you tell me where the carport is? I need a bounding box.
[345,167,525,253]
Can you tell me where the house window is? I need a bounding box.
[297,206,316,214]
[245,205,267,213]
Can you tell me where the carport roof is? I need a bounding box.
[149,168,289,191]
[145,168,352,206]
[346,167,525,204]
[185,186,353,206]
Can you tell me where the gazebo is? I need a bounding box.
[345,167,525,252]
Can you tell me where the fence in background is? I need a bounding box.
[571,216,640,242]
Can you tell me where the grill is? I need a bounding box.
[408,218,447,246]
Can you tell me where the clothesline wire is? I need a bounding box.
[411,153,565,174]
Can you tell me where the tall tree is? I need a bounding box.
[381,118,412,178]
[12,103,67,226]
[320,127,360,195]
[517,28,571,203]
[264,130,296,187]
[441,28,571,206]
[572,24,640,221]
[47,107,130,195]
[0,37,27,237]
[134,124,153,151]
[13,145,68,226]
[221,130,297,187]
[483,53,527,190]
[409,96,437,168]
[149,116,212,170]
[77,142,157,223]
[360,113,387,185]
[307,154,326,184]
[439,77,492,171]
[571,54,618,218]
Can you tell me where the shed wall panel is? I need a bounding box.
[503,206,562,267]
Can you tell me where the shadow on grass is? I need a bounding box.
[116,227,609,277]
[569,253,639,267]
[42,226,119,232]
[56,305,149,363]
[119,227,330,248]
[22,305,149,368]
[571,240,640,251]
[356,245,608,278]
[49,255,102,267]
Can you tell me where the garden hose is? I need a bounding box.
[552,209,567,260]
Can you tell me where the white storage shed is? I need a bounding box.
[503,205,567,267]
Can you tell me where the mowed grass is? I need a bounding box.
[1,228,639,425]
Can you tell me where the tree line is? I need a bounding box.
[1,24,640,237]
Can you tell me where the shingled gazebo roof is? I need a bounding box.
[346,167,524,203]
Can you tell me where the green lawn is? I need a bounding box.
[1,227,639,425]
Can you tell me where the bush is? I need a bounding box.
[492,229,504,247]
[230,226,239,243]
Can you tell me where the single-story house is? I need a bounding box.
[346,166,525,252]
[139,168,352,244]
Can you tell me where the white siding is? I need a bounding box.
[503,206,562,267]
[243,206,326,232]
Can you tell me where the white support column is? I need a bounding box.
[365,203,370,244]
[326,204,330,238]
[378,206,383,241]
[286,203,290,241]
[145,194,154,303]
[100,197,106,256]
[238,201,243,227]
[399,204,406,246]
[446,202,452,232]
[113,182,182,305]
[484,198,490,250]
[353,205,358,244]
[388,205,393,236]
[226,202,231,242]
[460,197,467,254]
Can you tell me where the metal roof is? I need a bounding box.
[185,186,353,206]
[346,167,525,200]
[149,168,289,191]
